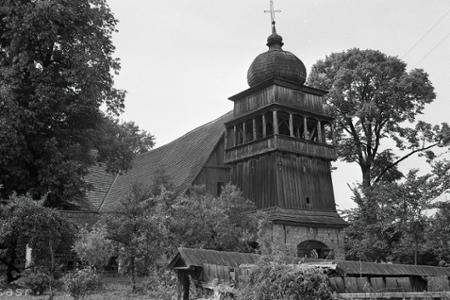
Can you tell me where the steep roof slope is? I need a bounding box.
[81,164,117,211]
[99,111,233,212]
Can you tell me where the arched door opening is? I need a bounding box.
[297,240,332,259]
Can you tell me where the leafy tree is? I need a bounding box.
[0,194,75,286]
[344,159,450,264]
[0,0,154,208]
[426,201,450,266]
[163,184,261,254]
[72,223,113,269]
[103,183,161,292]
[95,118,155,174]
[308,48,449,189]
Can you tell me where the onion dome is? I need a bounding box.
[247,21,307,87]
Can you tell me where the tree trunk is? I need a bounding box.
[131,256,136,293]
[48,239,55,300]
[361,164,372,188]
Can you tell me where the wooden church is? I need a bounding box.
[81,14,347,259]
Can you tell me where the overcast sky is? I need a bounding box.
[106,0,449,209]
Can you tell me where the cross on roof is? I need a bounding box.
[264,0,281,25]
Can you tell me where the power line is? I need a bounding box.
[402,7,450,58]
[414,33,449,66]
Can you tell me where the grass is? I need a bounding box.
[1,274,173,300]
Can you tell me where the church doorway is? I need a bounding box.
[297,240,332,259]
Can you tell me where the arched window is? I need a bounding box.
[297,240,332,259]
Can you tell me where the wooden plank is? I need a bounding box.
[344,277,360,293]
[338,291,450,299]
[370,277,385,292]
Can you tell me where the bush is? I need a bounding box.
[72,223,113,269]
[62,267,102,300]
[17,269,49,295]
[239,256,335,300]
[145,269,177,300]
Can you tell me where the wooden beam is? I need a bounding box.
[337,291,450,299]
[242,122,247,144]
[303,116,308,140]
[262,114,267,137]
[289,113,294,137]
[273,110,279,135]
[317,120,322,143]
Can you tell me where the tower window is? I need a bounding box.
[293,114,305,139]
[236,123,244,145]
[264,111,274,136]
[306,118,318,142]
[226,127,234,148]
[278,111,290,136]
[245,119,254,142]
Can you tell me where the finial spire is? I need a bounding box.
[264,0,281,33]
[264,0,283,48]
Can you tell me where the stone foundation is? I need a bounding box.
[271,223,345,259]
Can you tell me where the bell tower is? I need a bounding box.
[224,6,346,258]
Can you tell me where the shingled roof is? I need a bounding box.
[82,164,117,211]
[98,111,233,212]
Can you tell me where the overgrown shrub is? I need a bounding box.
[62,267,102,300]
[73,222,113,269]
[17,269,49,295]
[239,256,335,300]
[145,269,177,300]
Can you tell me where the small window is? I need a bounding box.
[217,182,225,196]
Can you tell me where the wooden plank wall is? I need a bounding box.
[277,153,336,211]
[193,139,230,196]
[230,153,278,208]
[230,152,336,211]
[234,85,325,117]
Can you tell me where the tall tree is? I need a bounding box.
[344,159,450,264]
[308,48,449,188]
[0,0,153,207]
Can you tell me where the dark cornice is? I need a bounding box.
[229,78,328,101]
